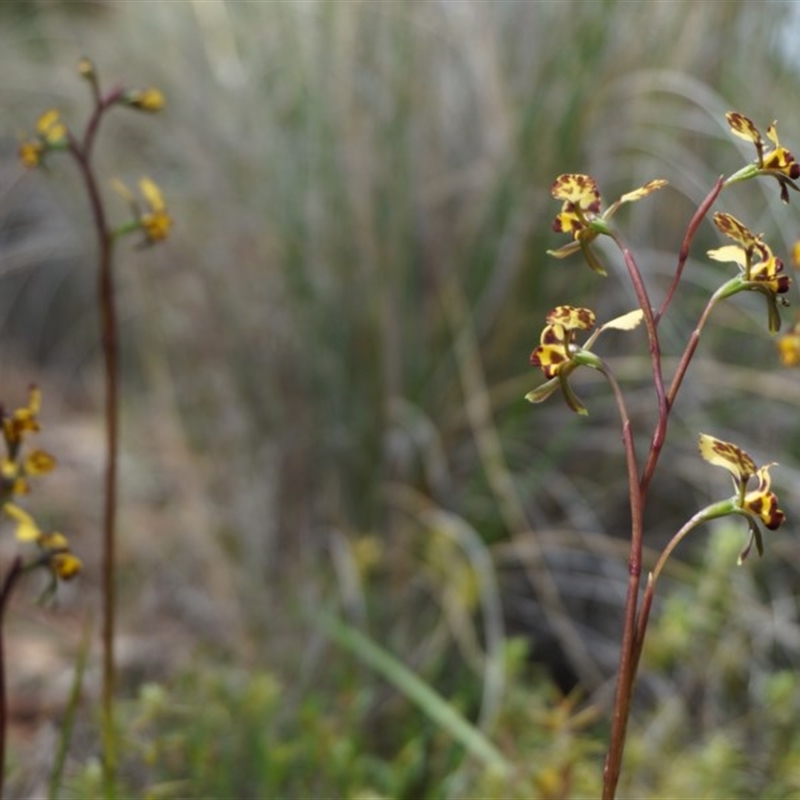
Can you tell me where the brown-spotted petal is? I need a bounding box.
[713,212,760,250]
[618,179,669,204]
[550,174,601,212]
[698,433,757,485]
[530,342,570,379]
[545,306,596,331]
[726,111,762,145]
[743,464,785,530]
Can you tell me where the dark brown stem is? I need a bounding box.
[630,508,718,674]
[655,176,725,325]
[601,238,672,799]
[599,366,643,800]
[602,183,725,797]
[69,98,118,794]
[666,293,720,409]
[0,557,25,800]
[614,243,667,501]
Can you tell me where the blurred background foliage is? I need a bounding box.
[2,0,800,797]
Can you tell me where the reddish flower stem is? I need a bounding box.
[655,176,725,325]
[601,241,663,800]
[666,293,721,409]
[602,179,724,798]
[69,93,119,795]
[598,366,643,800]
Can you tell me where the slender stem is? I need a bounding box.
[611,239,668,501]
[630,503,728,674]
[0,557,25,800]
[598,365,643,800]
[655,177,725,325]
[70,103,118,795]
[666,291,722,409]
[600,196,729,797]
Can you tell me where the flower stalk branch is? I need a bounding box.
[529,109,796,800]
[17,58,169,796]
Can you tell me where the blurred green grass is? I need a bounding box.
[2,1,800,797]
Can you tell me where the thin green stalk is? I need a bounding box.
[48,616,93,800]
[630,501,730,675]
[315,610,513,776]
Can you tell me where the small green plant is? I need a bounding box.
[17,56,171,795]
[525,112,799,797]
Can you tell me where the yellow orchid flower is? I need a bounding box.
[549,174,667,275]
[2,386,42,448]
[18,110,68,169]
[698,433,785,562]
[726,111,800,203]
[124,87,166,112]
[3,502,42,542]
[114,177,172,243]
[707,213,791,332]
[527,306,643,415]
[777,320,800,366]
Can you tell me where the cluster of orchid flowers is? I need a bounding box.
[1,388,81,584]
[528,110,798,560]
[18,57,172,246]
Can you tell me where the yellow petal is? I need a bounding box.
[777,330,800,366]
[698,433,756,483]
[139,178,165,212]
[726,111,762,145]
[552,208,585,235]
[712,213,759,249]
[545,306,596,331]
[530,343,569,379]
[51,552,82,580]
[618,179,668,204]
[3,502,41,541]
[36,109,66,144]
[707,245,747,268]
[538,323,566,347]
[40,531,69,550]
[127,87,166,112]
[19,140,44,168]
[550,174,601,211]
[24,449,56,476]
[766,122,780,148]
[600,309,644,332]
